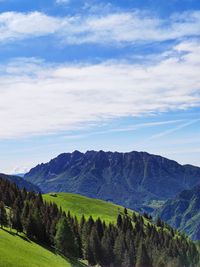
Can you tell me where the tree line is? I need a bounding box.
[0,177,199,267]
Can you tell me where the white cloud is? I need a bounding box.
[56,0,70,4]
[0,10,200,44]
[0,12,62,42]
[0,40,200,139]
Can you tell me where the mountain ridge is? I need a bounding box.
[24,150,200,211]
[0,173,41,192]
[158,184,200,240]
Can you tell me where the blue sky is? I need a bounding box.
[0,0,200,173]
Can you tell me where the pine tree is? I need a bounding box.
[125,230,135,266]
[0,201,8,228]
[55,216,77,257]
[26,214,35,239]
[101,229,113,267]
[124,207,128,215]
[122,250,132,267]
[132,212,137,222]
[87,244,96,266]
[156,217,163,228]
[33,209,47,243]
[12,207,23,234]
[113,231,126,266]
[8,208,13,231]
[81,217,94,259]
[21,201,30,228]
[88,227,101,265]
[96,218,104,240]
[117,214,122,229]
[136,242,152,267]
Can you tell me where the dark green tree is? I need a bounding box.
[124,207,128,215]
[88,227,101,265]
[26,214,35,239]
[122,250,132,267]
[101,229,113,266]
[95,218,104,240]
[12,207,23,234]
[117,214,122,229]
[136,242,152,267]
[55,216,77,257]
[113,231,126,266]
[0,201,8,228]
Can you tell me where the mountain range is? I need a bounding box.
[1,150,200,242]
[0,173,40,192]
[158,185,200,240]
[24,150,200,211]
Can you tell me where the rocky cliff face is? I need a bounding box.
[24,150,200,210]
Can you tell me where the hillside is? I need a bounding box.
[0,173,40,192]
[25,150,200,211]
[0,229,83,267]
[158,185,200,241]
[43,192,135,223]
[44,192,200,267]
[0,177,199,267]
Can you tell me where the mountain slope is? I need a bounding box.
[43,192,200,266]
[0,173,41,192]
[43,192,135,223]
[0,229,83,267]
[25,150,200,211]
[158,185,200,240]
[0,176,199,267]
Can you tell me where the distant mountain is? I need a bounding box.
[13,173,25,178]
[24,150,200,211]
[0,173,41,192]
[158,185,200,240]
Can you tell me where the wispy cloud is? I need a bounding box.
[63,120,184,139]
[150,119,200,140]
[0,9,200,45]
[107,120,184,133]
[0,40,200,139]
[55,0,70,5]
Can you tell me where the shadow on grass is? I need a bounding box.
[1,228,87,266]
[1,228,15,236]
[35,245,88,267]
[1,228,31,242]
[18,234,31,243]
[55,251,88,267]
[68,258,88,267]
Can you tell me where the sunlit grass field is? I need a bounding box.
[0,228,84,267]
[43,192,134,223]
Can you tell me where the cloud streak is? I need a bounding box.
[0,9,200,45]
[150,119,200,140]
[63,120,184,139]
[0,40,200,139]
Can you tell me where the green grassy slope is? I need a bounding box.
[43,193,135,223]
[0,229,84,267]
